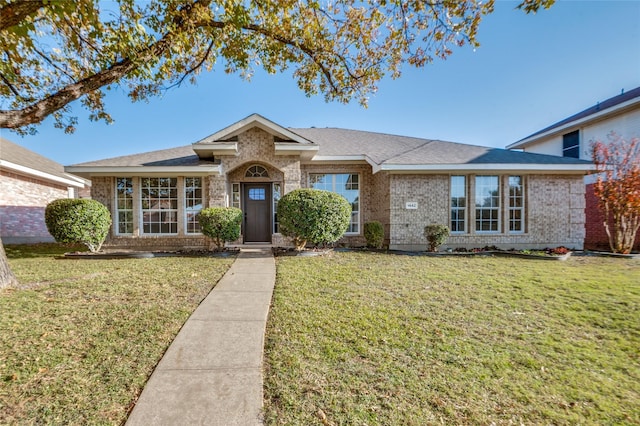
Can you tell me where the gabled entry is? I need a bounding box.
[243,183,272,242]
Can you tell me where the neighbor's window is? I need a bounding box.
[116,177,133,234]
[141,177,178,234]
[450,175,466,233]
[563,130,580,158]
[185,177,202,234]
[475,176,500,232]
[309,173,360,233]
[508,176,525,233]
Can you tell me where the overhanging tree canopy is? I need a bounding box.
[0,0,553,134]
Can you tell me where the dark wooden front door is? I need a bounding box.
[243,183,272,242]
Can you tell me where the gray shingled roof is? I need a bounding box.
[0,137,85,183]
[71,145,209,167]
[69,126,592,169]
[291,128,591,166]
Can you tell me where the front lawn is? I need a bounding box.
[0,244,234,425]
[264,252,640,425]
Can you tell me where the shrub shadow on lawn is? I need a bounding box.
[4,243,86,259]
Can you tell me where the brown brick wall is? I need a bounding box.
[388,174,586,251]
[0,170,71,243]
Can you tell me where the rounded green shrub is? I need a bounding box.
[45,199,112,253]
[277,188,351,251]
[364,221,384,249]
[424,224,450,252]
[197,207,243,251]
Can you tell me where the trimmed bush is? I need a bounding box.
[197,207,243,251]
[424,224,450,252]
[277,188,351,251]
[364,221,384,249]
[45,199,112,253]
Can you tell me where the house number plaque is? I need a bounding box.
[405,201,418,209]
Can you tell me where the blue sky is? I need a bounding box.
[5,0,640,165]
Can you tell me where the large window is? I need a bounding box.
[309,173,360,233]
[475,176,500,232]
[185,177,203,234]
[450,175,527,234]
[563,130,580,158]
[508,176,525,233]
[141,178,178,234]
[450,176,466,233]
[116,178,133,235]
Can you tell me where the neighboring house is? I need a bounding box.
[507,87,640,250]
[0,137,89,244]
[66,114,593,251]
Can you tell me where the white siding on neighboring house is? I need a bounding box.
[521,136,564,157]
[582,108,640,155]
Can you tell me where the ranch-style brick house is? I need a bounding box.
[66,114,594,251]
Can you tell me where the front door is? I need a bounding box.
[243,183,272,242]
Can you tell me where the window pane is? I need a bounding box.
[475,176,499,233]
[562,130,580,158]
[508,175,525,233]
[450,176,466,233]
[141,177,178,235]
[249,188,266,200]
[309,173,360,234]
[185,177,202,234]
[116,178,133,235]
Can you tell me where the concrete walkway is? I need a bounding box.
[126,248,275,426]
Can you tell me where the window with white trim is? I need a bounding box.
[116,177,133,234]
[562,130,580,158]
[273,183,281,233]
[450,176,466,233]
[475,176,500,232]
[231,183,241,208]
[309,173,360,233]
[141,177,178,234]
[185,177,203,234]
[508,176,525,233]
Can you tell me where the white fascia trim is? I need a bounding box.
[195,114,314,145]
[274,143,319,153]
[378,163,596,173]
[1,159,85,187]
[310,155,368,162]
[507,97,640,149]
[192,142,238,156]
[64,165,222,177]
[274,143,319,160]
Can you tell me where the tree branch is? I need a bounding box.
[0,0,47,32]
[0,0,212,129]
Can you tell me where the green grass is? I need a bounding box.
[264,252,640,425]
[0,244,234,425]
